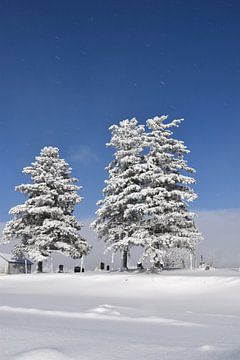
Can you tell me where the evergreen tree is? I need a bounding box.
[140,116,202,268]
[2,147,90,270]
[92,118,146,269]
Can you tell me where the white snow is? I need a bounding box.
[1,269,240,359]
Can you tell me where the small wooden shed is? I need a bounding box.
[0,253,33,274]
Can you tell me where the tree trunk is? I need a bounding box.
[153,242,162,270]
[154,260,161,269]
[37,261,43,273]
[122,249,128,270]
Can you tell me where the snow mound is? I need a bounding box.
[89,304,120,316]
[199,344,216,352]
[12,348,72,360]
[197,345,240,359]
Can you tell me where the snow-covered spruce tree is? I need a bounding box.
[92,118,146,269]
[3,146,90,271]
[139,116,202,269]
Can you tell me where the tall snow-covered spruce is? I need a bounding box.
[140,116,202,268]
[3,146,90,271]
[93,116,202,271]
[92,118,146,269]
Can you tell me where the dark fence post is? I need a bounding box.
[122,249,128,270]
[74,266,81,273]
[37,261,43,273]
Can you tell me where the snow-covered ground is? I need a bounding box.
[1,269,240,360]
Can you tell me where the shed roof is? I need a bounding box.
[0,252,33,265]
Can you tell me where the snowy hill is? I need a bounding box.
[1,269,240,360]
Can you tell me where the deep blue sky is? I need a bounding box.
[0,0,239,221]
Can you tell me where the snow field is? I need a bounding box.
[1,269,240,360]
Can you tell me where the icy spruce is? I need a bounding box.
[92,118,146,269]
[140,116,202,267]
[93,116,202,270]
[3,146,90,270]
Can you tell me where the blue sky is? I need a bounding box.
[0,0,239,222]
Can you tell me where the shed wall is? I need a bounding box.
[8,263,32,274]
[0,257,8,273]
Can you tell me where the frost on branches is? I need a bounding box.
[140,116,202,268]
[3,147,90,267]
[92,118,146,269]
[93,115,202,271]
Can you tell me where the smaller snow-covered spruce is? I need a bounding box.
[2,146,90,271]
[93,115,202,270]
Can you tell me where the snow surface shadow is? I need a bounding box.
[197,344,240,360]
[8,344,240,360]
[10,348,74,360]
[0,304,201,327]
